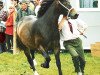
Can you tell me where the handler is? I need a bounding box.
[58,12,88,75]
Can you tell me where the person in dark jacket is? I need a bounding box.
[16,0,34,23]
[0,1,7,53]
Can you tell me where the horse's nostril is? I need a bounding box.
[75,14,79,17]
[72,14,79,19]
[76,14,79,16]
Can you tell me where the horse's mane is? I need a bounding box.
[37,0,54,18]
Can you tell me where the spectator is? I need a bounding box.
[93,1,98,8]
[0,1,7,53]
[16,0,34,23]
[0,1,8,22]
[58,14,87,75]
[28,0,35,11]
[13,0,20,10]
[0,23,6,53]
[5,4,17,51]
[33,0,41,16]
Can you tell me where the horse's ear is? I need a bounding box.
[59,0,64,1]
[57,0,59,1]
[56,0,60,5]
[58,0,60,1]
[58,0,64,3]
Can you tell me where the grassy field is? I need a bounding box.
[0,51,100,75]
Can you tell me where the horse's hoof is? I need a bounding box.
[41,63,49,68]
[34,71,39,75]
[30,66,32,69]
[33,59,37,66]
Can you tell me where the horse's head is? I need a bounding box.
[58,0,78,18]
[68,8,79,19]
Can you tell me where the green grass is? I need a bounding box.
[0,52,100,75]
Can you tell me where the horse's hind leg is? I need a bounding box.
[39,45,51,68]
[30,49,37,65]
[54,48,62,75]
[23,49,39,75]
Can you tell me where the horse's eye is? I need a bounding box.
[64,1,71,9]
[63,1,70,6]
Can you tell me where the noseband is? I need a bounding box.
[58,1,73,17]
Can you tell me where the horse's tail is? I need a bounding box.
[16,33,27,51]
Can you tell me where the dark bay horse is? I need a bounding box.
[16,0,77,75]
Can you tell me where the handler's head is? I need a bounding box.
[0,1,3,10]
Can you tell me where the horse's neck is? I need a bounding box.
[42,3,60,25]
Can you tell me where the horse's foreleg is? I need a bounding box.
[54,49,62,75]
[41,50,51,68]
[39,45,51,68]
[30,49,37,66]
